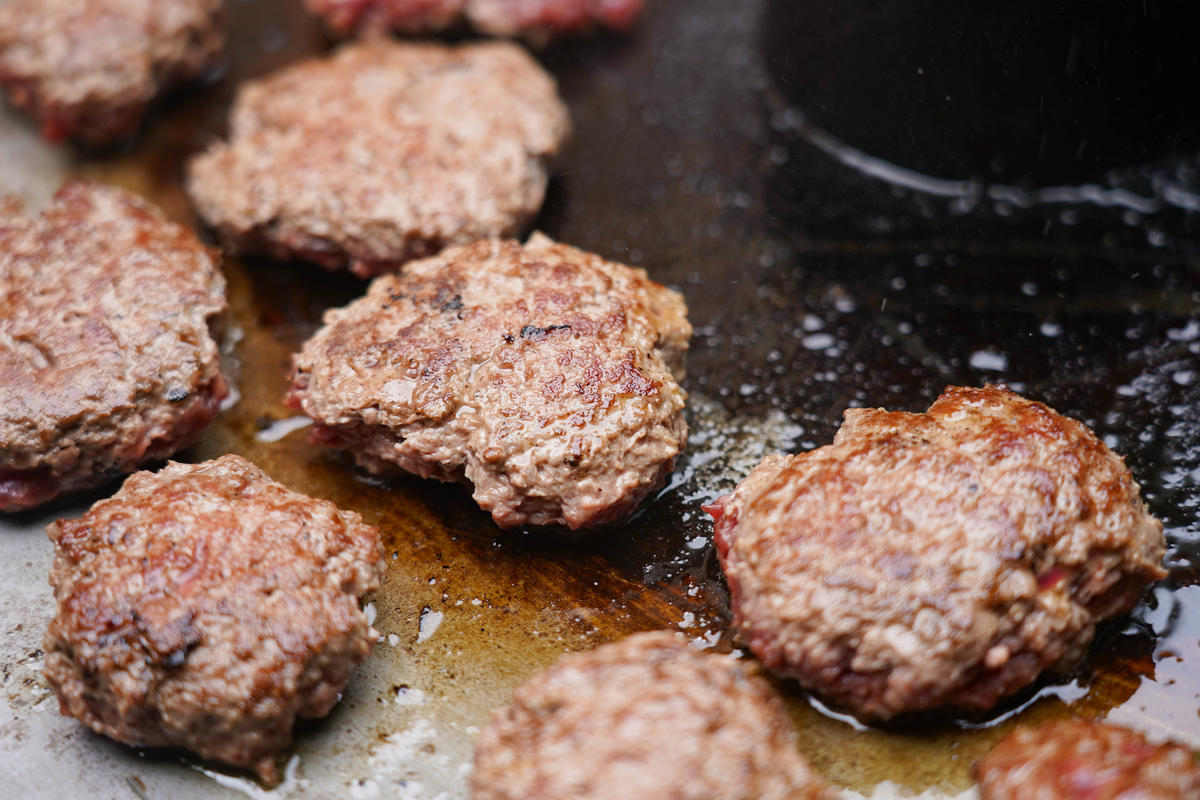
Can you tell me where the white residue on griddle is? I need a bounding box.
[219,381,241,412]
[801,332,836,351]
[968,350,1009,372]
[196,755,308,798]
[254,415,313,443]
[364,602,377,626]
[394,685,427,707]
[417,607,443,643]
[2,648,51,709]
[663,391,807,506]
[221,323,245,355]
[1168,320,1200,342]
[350,718,465,800]
[688,629,722,650]
[844,782,980,800]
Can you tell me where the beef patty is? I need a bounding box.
[0,0,223,146]
[975,720,1200,799]
[44,455,385,782]
[303,0,643,41]
[705,386,1166,721]
[287,234,690,530]
[471,631,836,800]
[187,40,570,278]
[0,181,227,513]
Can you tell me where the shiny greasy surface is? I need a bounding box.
[2,0,1200,797]
[709,387,1165,721]
[289,234,690,529]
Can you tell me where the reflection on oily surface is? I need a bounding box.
[762,0,1200,185]
[2,0,1200,797]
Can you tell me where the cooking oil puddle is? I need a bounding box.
[954,681,1091,732]
[1109,584,1200,747]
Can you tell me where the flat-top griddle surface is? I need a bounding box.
[3,1,1199,797]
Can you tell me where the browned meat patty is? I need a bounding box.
[0,181,227,513]
[471,631,836,800]
[303,0,643,40]
[186,40,570,278]
[975,720,1200,799]
[287,234,690,530]
[0,0,223,146]
[705,386,1166,721]
[44,455,385,782]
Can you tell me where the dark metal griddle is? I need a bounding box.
[3,1,1200,797]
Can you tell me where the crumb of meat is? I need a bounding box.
[43,455,386,782]
[288,234,690,530]
[472,631,837,800]
[186,39,570,278]
[0,0,223,145]
[0,180,227,512]
[707,385,1166,721]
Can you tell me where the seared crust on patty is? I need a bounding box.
[472,631,836,800]
[707,386,1165,721]
[187,40,570,278]
[975,720,1200,800]
[288,234,690,530]
[44,455,385,781]
[0,0,223,145]
[0,181,227,512]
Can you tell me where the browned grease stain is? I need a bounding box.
[48,0,1200,795]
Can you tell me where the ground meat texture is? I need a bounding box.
[303,0,643,41]
[471,631,836,800]
[0,0,223,146]
[43,455,385,782]
[287,234,690,530]
[975,720,1200,799]
[0,181,227,513]
[186,40,569,279]
[468,0,643,39]
[705,386,1166,722]
[303,0,467,35]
